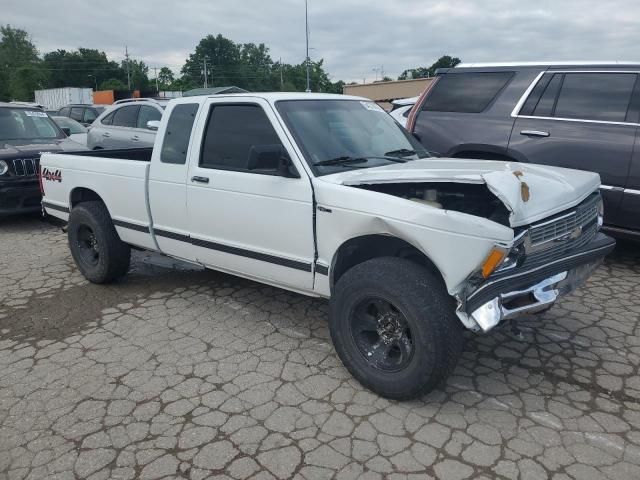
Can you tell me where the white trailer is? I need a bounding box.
[35,88,94,111]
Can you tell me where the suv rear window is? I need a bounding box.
[422,72,513,113]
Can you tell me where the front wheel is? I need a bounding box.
[68,201,131,283]
[329,257,464,400]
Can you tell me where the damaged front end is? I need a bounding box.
[456,192,614,332]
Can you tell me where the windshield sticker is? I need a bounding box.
[360,101,386,113]
[24,111,48,117]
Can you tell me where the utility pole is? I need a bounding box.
[125,46,131,91]
[279,57,284,91]
[202,57,209,89]
[153,67,159,93]
[305,0,311,92]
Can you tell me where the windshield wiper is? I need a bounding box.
[384,148,417,158]
[314,156,370,167]
[315,155,409,167]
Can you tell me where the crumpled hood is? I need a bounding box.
[320,158,601,227]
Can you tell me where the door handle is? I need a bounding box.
[131,135,140,141]
[191,176,209,184]
[520,130,550,137]
[102,132,111,137]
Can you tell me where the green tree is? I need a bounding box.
[0,25,46,101]
[123,59,150,91]
[44,48,123,89]
[181,34,242,88]
[99,78,127,91]
[398,55,461,80]
[157,67,174,89]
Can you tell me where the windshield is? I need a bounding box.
[276,99,429,175]
[0,108,63,142]
[53,116,87,134]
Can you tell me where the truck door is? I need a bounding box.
[148,101,201,261]
[509,71,637,228]
[186,97,315,291]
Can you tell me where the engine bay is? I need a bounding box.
[355,182,512,226]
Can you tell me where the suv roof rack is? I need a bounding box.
[113,98,164,105]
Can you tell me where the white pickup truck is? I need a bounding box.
[41,93,615,399]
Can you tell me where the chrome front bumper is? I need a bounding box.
[459,232,615,332]
[469,260,601,332]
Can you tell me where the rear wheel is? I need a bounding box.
[329,257,464,400]
[68,201,130,283]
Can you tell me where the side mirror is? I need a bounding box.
[61,127,71,136]
[147,120,161,131]
[248,145,299,178]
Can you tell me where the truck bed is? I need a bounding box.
[40,150,156,251]
[63,147,153,162]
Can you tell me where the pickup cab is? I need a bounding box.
[41,93,615,399]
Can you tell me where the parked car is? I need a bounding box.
[0,102,87,216]
[41,93,614,399]
[87,98,166,150]
[57,104,106,127]
[52,116,88,146]
[389,96,418,127]
[408,62,640,239]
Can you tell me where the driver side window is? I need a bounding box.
[200,104,283,172]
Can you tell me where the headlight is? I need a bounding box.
[0,160,8,175]
[597,196,604,230]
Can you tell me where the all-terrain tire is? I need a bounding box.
[329,257,464,400]
[68,201,131,283]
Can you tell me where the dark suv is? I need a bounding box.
[57,104,105,126]
[0,103,87,216]
[409,62,640,238]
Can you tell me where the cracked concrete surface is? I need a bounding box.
[1,216,639,480]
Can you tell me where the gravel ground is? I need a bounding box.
[1,216,639,480]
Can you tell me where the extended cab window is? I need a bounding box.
[200,104,282,171]
[422,72,513,113]
[161,103,198,165]
[112,106,139,127]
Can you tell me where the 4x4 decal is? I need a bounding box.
[42,167,62,182]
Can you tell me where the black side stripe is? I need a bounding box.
[191,237,312,272]
[112,219,150,233]
[154,229,190,243]
[42,201,69,213]
[315,264,329,275]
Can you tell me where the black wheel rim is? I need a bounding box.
[76,224,100,266]
[350,297,414,372]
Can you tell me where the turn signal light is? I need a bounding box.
[481,248,506,278]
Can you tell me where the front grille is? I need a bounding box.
[529,193,600,246]
[12,158,39,177]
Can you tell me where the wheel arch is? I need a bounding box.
[329,234,443,293]
[69,187,106,209]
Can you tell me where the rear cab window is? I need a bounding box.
[422,72,514,113]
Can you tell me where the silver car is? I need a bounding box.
[87,99,166,150]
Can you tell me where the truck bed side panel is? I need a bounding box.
[41,153,156,250]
